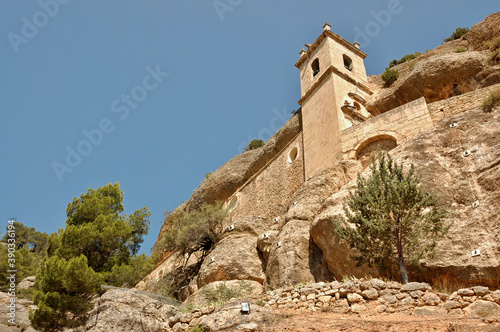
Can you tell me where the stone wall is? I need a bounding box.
[263,279,500,318]
[340,97,433,159]
[229,133,304,219]
[429,83,500,123]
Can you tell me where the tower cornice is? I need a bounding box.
[295,30,367,69]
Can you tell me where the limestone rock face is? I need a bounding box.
[367,12,500,115]
[85,289,178,332]
[227,215,273,237]
[0,291,37,332]
[257,230,279,261]
[184,280,263,307]
[197,234,265,288]
[367,51,493,115]
[265,219,316,289]
[311,107,500,285]
[467,12,500,51]
[283,160,363,224]
[197,299,274,331]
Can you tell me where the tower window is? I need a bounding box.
[311,59,320,77]
[288,146,299,163]
[343,54,353,71]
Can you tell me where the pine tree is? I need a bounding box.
[30,182,153,331]
[333,152,450,284]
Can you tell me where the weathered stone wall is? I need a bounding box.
[229,133,304,219]
[340,97,433,159]
[429,83,500,123]
[263,279,500,319]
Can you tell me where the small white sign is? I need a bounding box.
[471,249,481,257]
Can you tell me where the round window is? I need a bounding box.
[228,197,238,211]
[288,147,299,164]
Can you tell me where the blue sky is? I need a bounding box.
[1,1,498,254]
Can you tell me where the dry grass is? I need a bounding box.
[482,89,500,113]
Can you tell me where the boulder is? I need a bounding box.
[85,289,178,332]
[310,204,379,279]
[367,51,493,115]
[401,282,432,292]
[463,300,500,318]
[17,276,35,290]
[264,219,315,289]
[197,299,275,331]
[184,280,263,307]
[197,234,265,288]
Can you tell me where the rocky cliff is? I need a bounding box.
[366,11,500,115]
[145,12,500,303]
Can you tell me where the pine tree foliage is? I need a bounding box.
[30,182,153,331]
[333,152,450,284]
[30,255,102,331]
[157,201,227,261]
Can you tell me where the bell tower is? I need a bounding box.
[295,22,373,178]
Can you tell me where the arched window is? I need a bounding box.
[353,102,361,111]
[343,54,353,71]
[311,59,320,77]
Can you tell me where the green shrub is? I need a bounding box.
[381,68,399,86]
[186,324,208,332]
[389,52,422,68]
[203,280,254,307]
[105,253,154,288]
[205,172,212,179]
[444,27,469,42]
[482,89,500,113]
[484,36,500,62]
[454,47,467,53]
[156,202,227,261]
[245,139,265,151]
[204,282,241,306]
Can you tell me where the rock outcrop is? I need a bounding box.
[184,279,263,307]
[0,291,37,332]
[197,234,265,288]
[366,11,500,115]
[85,288,178,332]
[311,106,500,285]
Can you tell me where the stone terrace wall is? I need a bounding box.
[429,83,500,124]
[229,133,305,219]
[263,279,500,318]
[340,97,433,159]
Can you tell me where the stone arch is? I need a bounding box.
[355,134,398,164]
[343,54,353,71]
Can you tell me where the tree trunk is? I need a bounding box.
[399,256,409,284]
